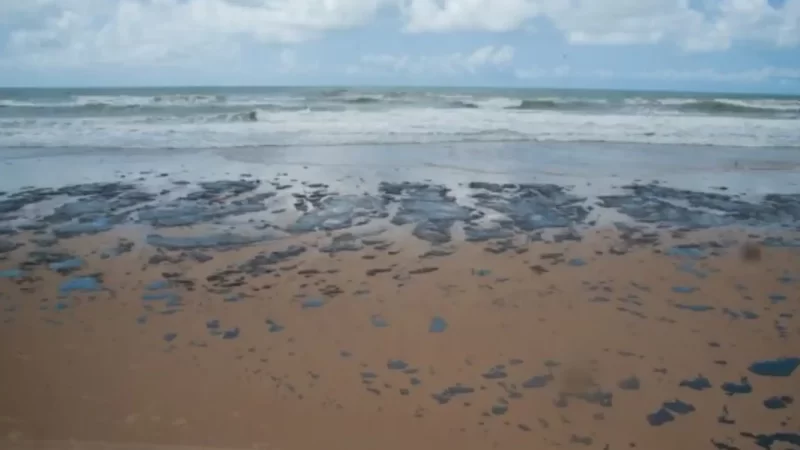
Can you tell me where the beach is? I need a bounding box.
[1,86,799,450]
[0,140,799,450]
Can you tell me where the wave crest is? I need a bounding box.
[675,99,799,116]
[509,99,559,110]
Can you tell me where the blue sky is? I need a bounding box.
[0,0,799,93]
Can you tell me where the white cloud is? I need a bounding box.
[402,0,800,51]
[360,45,515,75]
[1,0,799,70]
[550,0,708,46]
[637,67,800,82]
[514,65,800,82]
[465,45,515,67]
[514,65,569,79]
[3,0,390,67]
[401,0,543,32]
[7,1,241,68]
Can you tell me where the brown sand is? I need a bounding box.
[0,227,798,450]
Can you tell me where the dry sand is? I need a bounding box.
[0,225,798,450]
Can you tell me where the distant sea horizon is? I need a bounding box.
[3,84,800,97]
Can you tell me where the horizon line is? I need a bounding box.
[0,83,797,97]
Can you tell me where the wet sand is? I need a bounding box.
[1,144,799,450]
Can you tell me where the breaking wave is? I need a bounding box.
[447,100,479,109]
[508,99,599,111]
[0,87,798,149]
[343,96,382,104]
[675,99,800,117]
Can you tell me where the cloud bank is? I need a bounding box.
[0,0,798,90]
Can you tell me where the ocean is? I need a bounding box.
[1,86,799,150]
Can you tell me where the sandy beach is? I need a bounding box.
[1,143,799,450]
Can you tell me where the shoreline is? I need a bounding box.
[2,141,800,194]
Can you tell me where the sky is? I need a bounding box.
[0,0,799,93]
